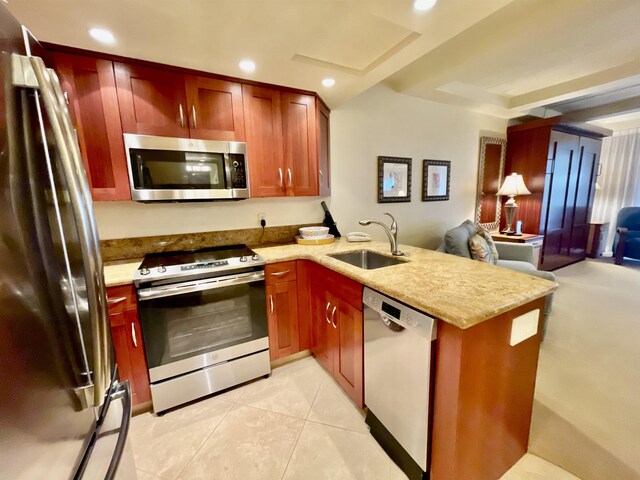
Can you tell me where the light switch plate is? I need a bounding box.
[510,309,540,346]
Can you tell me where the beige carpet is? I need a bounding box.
[528,258,640,480]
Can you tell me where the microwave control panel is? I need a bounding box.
[229,154,247,189]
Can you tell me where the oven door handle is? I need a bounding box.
[137,271,265,301]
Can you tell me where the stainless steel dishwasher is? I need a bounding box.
[363,287,437,480]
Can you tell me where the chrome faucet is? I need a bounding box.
[359,213,404,256]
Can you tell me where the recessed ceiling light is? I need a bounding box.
[89,28,116,45]
[238,60,256,73]
[413,0,437,11]
[322,78,336,88]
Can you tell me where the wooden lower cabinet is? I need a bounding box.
[106,285,151,407]
[309,263,364,407]
[266,280,300,360]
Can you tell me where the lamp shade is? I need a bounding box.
[496,173,531,197]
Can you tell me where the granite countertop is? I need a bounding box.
[104,239,558,329]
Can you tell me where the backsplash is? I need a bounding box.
[100,224,318,261]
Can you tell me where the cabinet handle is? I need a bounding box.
[319,169,324,179]
[287,168,293,188]
[131,323,137,348]
[63,91,70,105]
[192,105,197,129]
[325,302,331,324]
[269,294,274,314]
[107,297,127,305]
[278,168,284,188]
[179,103,185,128]
[270,270,290,277]
[331,306,337,329]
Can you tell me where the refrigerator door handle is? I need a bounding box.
[26,55,111,408]
[105,380,132,480]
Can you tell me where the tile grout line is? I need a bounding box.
[279,372,326,480]
[171,401,235,480]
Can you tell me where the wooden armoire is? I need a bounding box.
[505,118,609,271]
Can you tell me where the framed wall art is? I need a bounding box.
[378,156,412,203]
[422,160,451,202]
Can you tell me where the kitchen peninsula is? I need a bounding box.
[103,238,556,480]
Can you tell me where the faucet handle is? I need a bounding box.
[383,212,397,230]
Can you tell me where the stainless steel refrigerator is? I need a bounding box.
[0,5,135,479]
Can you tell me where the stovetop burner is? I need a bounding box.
[134,244,265,285]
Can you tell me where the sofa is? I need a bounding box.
[438,220,556,338]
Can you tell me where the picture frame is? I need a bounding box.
[378,156,412,203]
[422,160,451,201]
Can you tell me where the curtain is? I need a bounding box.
[591,128,640,254]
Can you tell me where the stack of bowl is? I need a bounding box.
[296,226,334,245]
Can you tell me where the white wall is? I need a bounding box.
[94,85,506,246]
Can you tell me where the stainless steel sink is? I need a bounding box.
[327,250,408,270]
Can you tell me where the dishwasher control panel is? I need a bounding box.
[363,287,437,338]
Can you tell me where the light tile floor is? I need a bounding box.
[131,355,578,480]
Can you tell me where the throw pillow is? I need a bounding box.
[444,220,476,258]
[476,226,499,262]
[469,234,495,264]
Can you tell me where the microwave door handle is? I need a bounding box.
[223,153,233,189]
[137,271,265,301]
[28,56,111,409]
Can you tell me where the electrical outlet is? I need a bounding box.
[258,213,266,226]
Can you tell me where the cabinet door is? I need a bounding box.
[316,99,331,196]
[540,131,580,270]
[115,62,189,138]
[185,76,245,141]
[569,136,600,261]
[282,93,318,196]
[54,53,130,201]
[242,85,285,197]
[266,281,300,360]
[332,300,364,407]
[310,280,333,373]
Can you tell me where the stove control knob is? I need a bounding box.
[157,266,167,273]
[140,268,150,276]
[251,254,260,261]
[239,256,247,262]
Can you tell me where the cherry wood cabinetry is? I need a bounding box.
[282,93,318,196]
[115,62,190,138]
[505,118,605,271]
[316,99,331,196]
[107,285,151,407]
[309,263,363,407]
[244,86,323,197]
[265,262,299,360]
[184,76,245,141]
[243,85,285,197]
[54,53,130,201]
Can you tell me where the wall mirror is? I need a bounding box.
[475,137,506,231]
[378,156,412,203]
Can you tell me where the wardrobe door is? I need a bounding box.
[569,137,600,261]
[540,131,580,270]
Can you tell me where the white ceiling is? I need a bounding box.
[6,0,640,121]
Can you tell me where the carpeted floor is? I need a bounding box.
[528,257,640,480]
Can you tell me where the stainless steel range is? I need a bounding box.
[133,245,270,412]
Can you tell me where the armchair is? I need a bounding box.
[614,207,640,265]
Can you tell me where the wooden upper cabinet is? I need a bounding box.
[282,93,318,196]
[54,53,130,201]
[242,85,285,197]
[114,62,190,138]
[185,76,245,141]
[316,99,331,196]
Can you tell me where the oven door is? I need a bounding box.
[136,270,267,383]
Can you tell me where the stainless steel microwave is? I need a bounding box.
[123,134,249,202]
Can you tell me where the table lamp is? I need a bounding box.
[496,173,531,235]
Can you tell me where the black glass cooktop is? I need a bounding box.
[139,244,256,269]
